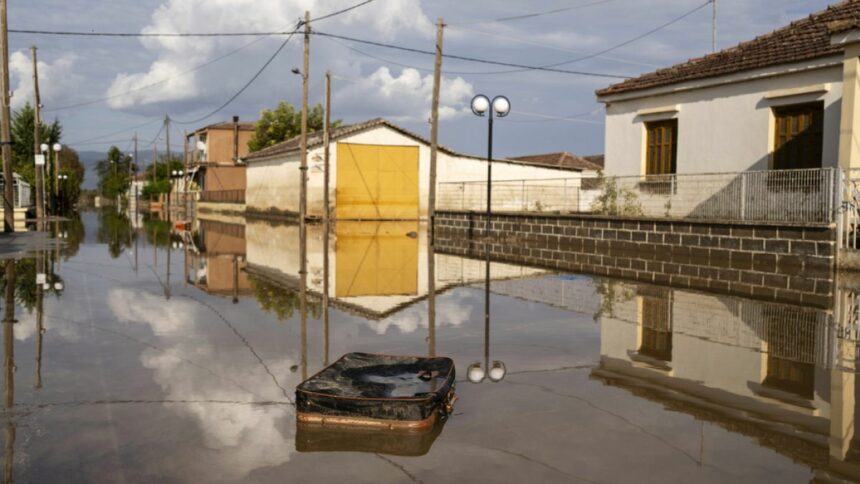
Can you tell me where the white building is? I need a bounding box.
[597,2,860,177]
[243,118,590,220]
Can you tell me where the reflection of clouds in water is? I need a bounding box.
[108,288,296,481]
[14,305,82,343]
[367,292,473,335]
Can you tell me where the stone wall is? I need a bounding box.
[434,211,836,308]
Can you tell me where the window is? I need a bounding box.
[642,120,677,194]
[772,102,823,170]
[645,120,678,176]
[638,292,673,362]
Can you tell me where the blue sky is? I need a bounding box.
[8,0,836,160]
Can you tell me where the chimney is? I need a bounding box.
[232,115,240,164]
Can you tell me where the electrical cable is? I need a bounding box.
[313,31,630,78]
[449,0,620,26]
[67,117,162,146]
[170,26,300,125]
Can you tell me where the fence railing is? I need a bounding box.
[438,168,838,224]
[200,189,245,204]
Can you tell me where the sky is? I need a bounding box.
[6,0,837,161]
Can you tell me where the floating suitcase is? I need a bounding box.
[296,352,457,430]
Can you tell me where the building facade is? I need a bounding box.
[597,2,860,177]
[243,118,591,220]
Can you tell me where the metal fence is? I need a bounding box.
[438,168,838,224]
[200,189,245,204]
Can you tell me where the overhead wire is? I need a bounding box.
[66,117,162,146]
[312,31,630,78]
[170,25,301,125]
[448,0,620,26]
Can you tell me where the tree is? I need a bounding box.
[10,102,62,197]
[247,101,341,152]
[140,156,182,201]
[96,146,133,198]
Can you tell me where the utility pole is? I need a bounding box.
[133,132,139,218]
[0,0,14,232]
[183,129,188,211]
[323,70,331,366]
[165,115,171,215]
[299,11,310,226]
[712,0,717,53]
[299,12,310,368]
[31,46,44,227]
[427,17,444,357]
[152,144,158,184]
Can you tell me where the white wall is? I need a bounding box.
[246,125,583,218]
[602,62,844,177]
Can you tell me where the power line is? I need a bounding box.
[171,26,300,125]
[10,0,377,38]
[312,31,630,79]
[312,0,375,22]
[45,33,281,112]
[444,0,713,76]
[67,117,161,146]
[450,0,620,26]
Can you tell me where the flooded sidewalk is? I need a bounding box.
[1,209,859,483]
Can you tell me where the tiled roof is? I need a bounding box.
[597,0,860,97]
[510,152,603,171]
[583,154,605,168]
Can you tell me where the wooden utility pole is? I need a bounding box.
[0,0,14,232]
[31,47,44,226]
[299,11,310,225]
[299,9,310,382]
[133,132,139,216]
[183,129,189,208]
[323,70,331,366]
[152,144,158,184]
[427,17,444,357]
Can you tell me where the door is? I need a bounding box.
[336,143,420,220]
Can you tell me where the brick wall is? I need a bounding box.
[434,211,835,308]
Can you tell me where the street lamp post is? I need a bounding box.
[470,94,510,235]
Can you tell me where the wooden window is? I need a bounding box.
[772,102,823,170]
[645,120,678,176]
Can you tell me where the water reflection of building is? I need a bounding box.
[592,280,860,480]
[244,220,544,320]
[186,219,251,300]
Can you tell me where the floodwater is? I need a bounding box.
[1,209,859,483]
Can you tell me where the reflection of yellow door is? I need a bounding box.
[336,143,419,220]
[336,222,419,297]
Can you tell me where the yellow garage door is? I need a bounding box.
[335,222,419,297]
[336,143,419,220]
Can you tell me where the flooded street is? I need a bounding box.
[1,209,858,483]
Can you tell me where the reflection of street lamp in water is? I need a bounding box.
[467,263,507,384]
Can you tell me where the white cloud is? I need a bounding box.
[9,50,81,110]
[337,66,473,122]
[364,292,472,334]
[105,0,433,110]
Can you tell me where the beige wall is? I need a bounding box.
[602,59,844,176]
[204,128,254,164]
[204,165,246,192]
[246,125,584,218]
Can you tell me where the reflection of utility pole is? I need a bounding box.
[165,236,171,300]
[300,223,308,381]
[4,260,16,408]
[323,71,331,366]
[2,260,15,484]
[298,9,310,382]
[35,249,44,389]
